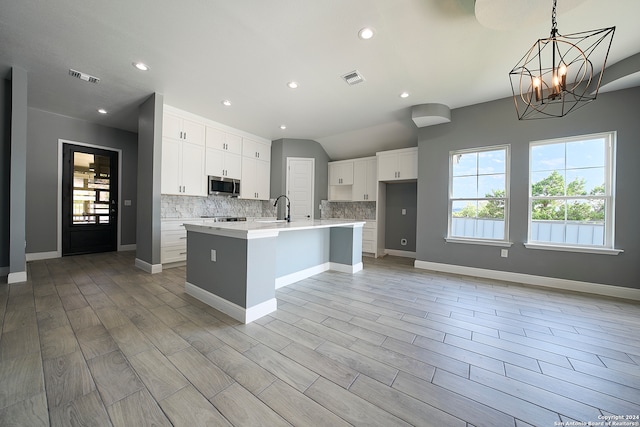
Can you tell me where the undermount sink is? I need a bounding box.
[255,219,287,223]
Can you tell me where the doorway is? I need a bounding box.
[62,144,119,256]
[286,158,315,220]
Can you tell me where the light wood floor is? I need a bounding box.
[1,252,639,426]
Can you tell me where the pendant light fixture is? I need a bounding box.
[509,0,615,120]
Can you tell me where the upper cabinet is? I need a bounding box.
[205,127,242,180]
[163,112,205,146]
[240,138,271,200]
[161,111,206,196]
[377,147,418,181]
[328,160,354,186]
[352,157,377,201]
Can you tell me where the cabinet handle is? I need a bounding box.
[184,132,187,140]
[180,236,187,240]
[179,252,187,255]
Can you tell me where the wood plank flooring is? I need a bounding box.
[1,252,639,426]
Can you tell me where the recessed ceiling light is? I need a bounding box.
[358,27,375,40]
[400,92,410,98]
[97,108,108,114]
[133,62,149,71]
[222,100,231,106]
[280,125,287,130]
[287,81,299,89]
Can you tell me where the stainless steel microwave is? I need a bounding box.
[208,176,240,197]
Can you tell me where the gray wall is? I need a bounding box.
[0,78,10,269]
[271,138,330,219]
[136,94,163,266]
[417,86,640,289]
[10,68,27,275]
[26,108,138,254]
[385,182,417,252]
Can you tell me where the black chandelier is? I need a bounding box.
[509,0,615,120]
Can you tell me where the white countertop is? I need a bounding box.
[183,218,366,239]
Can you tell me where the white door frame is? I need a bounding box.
[286,157,315,220]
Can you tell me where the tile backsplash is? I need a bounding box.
[320,200,376,220]
[161,195,276,219]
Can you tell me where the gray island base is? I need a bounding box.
[183,219,365,323]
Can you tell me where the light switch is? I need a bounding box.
[401,209,406,215]
[211,249,217,262]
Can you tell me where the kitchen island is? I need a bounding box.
[183,219,365,323]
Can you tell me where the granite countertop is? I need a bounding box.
[183,218,366,239]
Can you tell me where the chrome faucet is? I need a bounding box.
[273,195,291,222]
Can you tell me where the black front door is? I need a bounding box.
[62,144,118,256]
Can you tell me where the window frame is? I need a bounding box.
[525,131,620,254]
[446,144,511,246]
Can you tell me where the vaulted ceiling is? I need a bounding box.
[1,0,639,160]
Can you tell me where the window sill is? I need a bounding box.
[445,237,513,248]
[524,243,623,256]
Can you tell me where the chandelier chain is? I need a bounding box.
[551,0,558,35]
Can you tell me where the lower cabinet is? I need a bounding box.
[362,220,377,256]
[161,220,190,265]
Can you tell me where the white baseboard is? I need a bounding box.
[119,244,136,252]
[8,271,28,284]
[331,261,363,274]
[276,263,331,289]
[185,282,277,323]
[414,260,640,301]
[384,249,417,258]
[26,251,59,262]
[135,258,162,274]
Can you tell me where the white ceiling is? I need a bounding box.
[1,0,639,160]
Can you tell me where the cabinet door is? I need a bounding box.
[206,147,224,177]
[181,118,205,146]
[206,127,226,150]
[225,133,243,154]
[352,160,367,201]
[365,158,377,201]
[329,161,353,185]
[163,113,182,140]
[161,138,182,195]
[225,152,242,180]
[377,153,398,181]
[240,157,257,199]
[181,142,206,196]
[398,150,418,180]
[255,159,270,200]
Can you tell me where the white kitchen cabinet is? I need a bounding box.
[377,147,418,181]
[163,112,205,146]
[161,220,190,265]
[241,138,271,200]
[162,109,207,196]
[352,157,377,201]
[242,138,271,162]
[206,127,242,179]
[241,157,270,200]
[161,137,207,196]
[362,220,377,256]
[328,160,354,185]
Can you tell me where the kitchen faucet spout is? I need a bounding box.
[273,195,291,222]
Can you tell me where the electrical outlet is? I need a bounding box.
[124,199,132,206]
[401,208,406,215]
[501,249,508,258]
[211,249,217,262]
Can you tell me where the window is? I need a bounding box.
[527,132,617,252]
[447,145,510,244]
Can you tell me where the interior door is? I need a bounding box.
[62,144,118,256]
[286,158,314,220]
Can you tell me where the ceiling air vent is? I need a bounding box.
[341,70,365,86]
[68,69,100,84]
